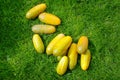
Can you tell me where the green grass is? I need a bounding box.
[0,0,120,80]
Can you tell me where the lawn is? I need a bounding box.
[0,0,120,80]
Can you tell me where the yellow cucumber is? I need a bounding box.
[32,24,56,34]
[53,36,72,56]
[32,34,44,53]
[68,43,78,70]
[56,56,68,75]
[77,36,88,54]
[26,3,46,19]
[81,49,91,70]
[57,56,62,61]
[46,33,65,55]
[39,12,61,25]
[57,50,67,61]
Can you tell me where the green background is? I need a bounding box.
[0,0,120,80]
